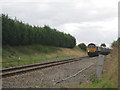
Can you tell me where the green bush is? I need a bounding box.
[78,43,87,51]
[111,38,120,48]
[101,43,106,47]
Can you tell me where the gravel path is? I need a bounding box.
[2,57,98,88]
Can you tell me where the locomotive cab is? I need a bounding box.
[87,43,99,57]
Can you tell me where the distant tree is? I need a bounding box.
[101,43,106,47]
[78,43,87,51]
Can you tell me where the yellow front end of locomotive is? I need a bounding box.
[87,48,96,52]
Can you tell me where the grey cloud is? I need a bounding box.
[72,28,117,46]
[1,0,118,46]
[2,1,117,26]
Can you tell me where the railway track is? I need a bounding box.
[0,56,89,78]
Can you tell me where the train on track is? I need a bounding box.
[87,43,111,57]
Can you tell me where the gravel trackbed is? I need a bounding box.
[2,57,98,88]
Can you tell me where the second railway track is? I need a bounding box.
[0,56,89,78]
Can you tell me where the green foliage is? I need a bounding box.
[78,43,87,51]
[86,78,112,88]
[2,14,76,48]
[111,38,120,48]
[101,43,106,47]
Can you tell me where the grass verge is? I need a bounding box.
[84,47,118,88]
[2,45,87,68]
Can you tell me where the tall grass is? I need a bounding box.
[102,47,118,88]
[2,45,86,68]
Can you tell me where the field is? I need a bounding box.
[2,45,87,68]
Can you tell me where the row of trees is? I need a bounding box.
[2,14,76,48]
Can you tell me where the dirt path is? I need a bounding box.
[2,57,98,88]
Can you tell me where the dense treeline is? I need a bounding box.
[2,14,76,48]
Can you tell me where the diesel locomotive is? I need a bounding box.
[87,43,99,57]
[87,43,111,57]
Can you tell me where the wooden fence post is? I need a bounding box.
[18,57,21,66]
[96,54,105,78]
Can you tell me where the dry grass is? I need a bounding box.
[2,45,87,68]
[58,48,87,57]
[102,47,118,88]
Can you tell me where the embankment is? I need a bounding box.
[2,45,87,68]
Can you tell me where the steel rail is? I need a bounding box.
[1,56,89,78]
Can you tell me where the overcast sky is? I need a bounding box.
[0,0,119,47]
